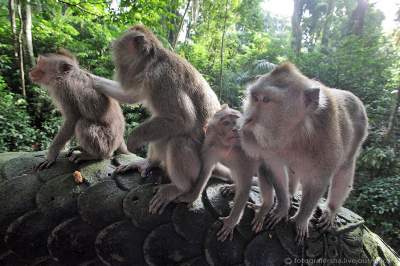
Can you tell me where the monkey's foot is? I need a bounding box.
[217,216,236,242]
[34,159,56,171]
[149,184,181,215]
[176,191,198,204]
[68,152,97,164]
[66,146,82,157]
[317,208,336,231]
[115,158,157,177]
[290,217,309,245]
[220,184,235,197]
[249,203,272,233]
[265,205,289,230]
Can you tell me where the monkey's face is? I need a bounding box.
[242,82,307,149]
[209,107,241,147]
[30,55,76,86]
[29,56,54,86]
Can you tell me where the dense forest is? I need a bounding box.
[0,0,399,250]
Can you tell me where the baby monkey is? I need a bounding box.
[30,50,127,170]
[179,105,274,241]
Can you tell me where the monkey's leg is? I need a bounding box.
[149,136,200,214]
[212,163,232,181]
[251,175,274,233]
[264,162,290,229]
[288,168,299,196]
[115,158,160,176]
[290,178,328,244]
[114,142,163,176]
[35,118,76,171]
[318,160,355,231]
[66,146,83,157]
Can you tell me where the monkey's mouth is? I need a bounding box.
[29,72,42,83]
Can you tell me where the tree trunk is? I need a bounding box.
[384,89,400,144]
[321,0,335,47]
[291,0,304,54]
[219,0,229,99]
[8,0,26,97]
[172,0,191,50]
[8,0,18,62]
[348,0,368,36]
[17,1,26,97]
[24,0,35,67]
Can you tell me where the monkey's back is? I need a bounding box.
[50,70,125,156]
[157,49,221,126]
[324,88,368,160]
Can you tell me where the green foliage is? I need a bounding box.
[0,77,37,151]
[347,176,400,249]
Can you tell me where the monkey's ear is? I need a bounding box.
[304,87,320,108]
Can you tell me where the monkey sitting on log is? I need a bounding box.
[91,25,221,214]
[29,50,127,170]
[241,63,368,244]
[178,105,274,240]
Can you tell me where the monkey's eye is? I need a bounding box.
[262,96,271,103]
[222,120,230,127]
[252,95,259,102]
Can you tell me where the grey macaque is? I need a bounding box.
[29,50,127,170]
[241,63,368,243]
[92,25,221,214]
[178,105,274,240]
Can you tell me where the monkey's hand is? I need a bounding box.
[220,184,235,197]
[317,208,336,231]
[249,202,273,233]
[35,158,56,171]
[289,216,310,245]
[264,204,289,230]
[217,216,237,242]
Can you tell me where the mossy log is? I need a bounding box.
[0,152,399,266]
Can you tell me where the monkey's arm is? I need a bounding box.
[36,117,77,170]
[217,168,252,241]
[227,170,252,222]
[91,74,139,104]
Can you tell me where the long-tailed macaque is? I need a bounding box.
[29,50,127,170]
[91,25,221,214]
[178,105,274,240]
[241,63,368,243]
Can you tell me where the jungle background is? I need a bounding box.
[0,0,399,251]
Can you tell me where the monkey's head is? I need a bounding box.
[112,25,162,70]
[207,104,242,147]
[29,49,79,86]
[242,63,320,148]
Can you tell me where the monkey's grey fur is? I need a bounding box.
[241,63,368,244]
[92,25,221,214]
[30,50,127,170]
